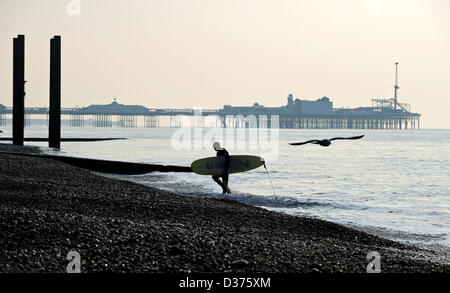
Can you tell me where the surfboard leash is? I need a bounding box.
[263,161,277,197]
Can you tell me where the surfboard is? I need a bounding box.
[191,155,265,176]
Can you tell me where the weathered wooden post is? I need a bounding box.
[49,36,61,148]
[13,35,25,146]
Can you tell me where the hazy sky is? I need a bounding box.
[1,0,449,128]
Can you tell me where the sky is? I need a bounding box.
[0,0,449,128]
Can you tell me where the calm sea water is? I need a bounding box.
[2,121,449,252]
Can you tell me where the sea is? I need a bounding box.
[1,119,449,255]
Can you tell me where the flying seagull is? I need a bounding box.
[289,135,364,147]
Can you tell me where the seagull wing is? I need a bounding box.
[289,140,319,146]
[329,135,365,141]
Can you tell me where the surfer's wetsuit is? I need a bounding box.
[212,148,230,193]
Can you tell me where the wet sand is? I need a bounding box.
[0,144,448,273]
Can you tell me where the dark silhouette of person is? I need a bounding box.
[212,142,231,193]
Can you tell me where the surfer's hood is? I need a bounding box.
[213,142,223,150]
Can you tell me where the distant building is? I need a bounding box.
[287,94,294,108]
[80,98,150,114]
[288,96,333,114]
[220,94,334,116]
[0,104,6,112]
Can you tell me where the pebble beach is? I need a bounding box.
[0,144,448,273]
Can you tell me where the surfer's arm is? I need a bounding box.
[224,151,230,174]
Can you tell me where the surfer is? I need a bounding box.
[212,142,231,194]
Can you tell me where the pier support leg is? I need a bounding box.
[49,36,61,149]
[144,116,159,127]
[13,35,25,146]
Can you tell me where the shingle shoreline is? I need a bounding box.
[0,144,448,273]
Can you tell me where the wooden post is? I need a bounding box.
[13,35,25,146]
[49,36,61,148]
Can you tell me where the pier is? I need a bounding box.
[0,104,6,126]
[1,55,420,131]
[0,96,421,130]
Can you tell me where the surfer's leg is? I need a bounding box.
[212,175,224,189]
[222,173,230,193]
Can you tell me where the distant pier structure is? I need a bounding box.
[216,63,420,130]
[0,104,6,126]
[2,93,420,130]
[76,98,157,128]
[217,94,420,130]
[2,60,420,130]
